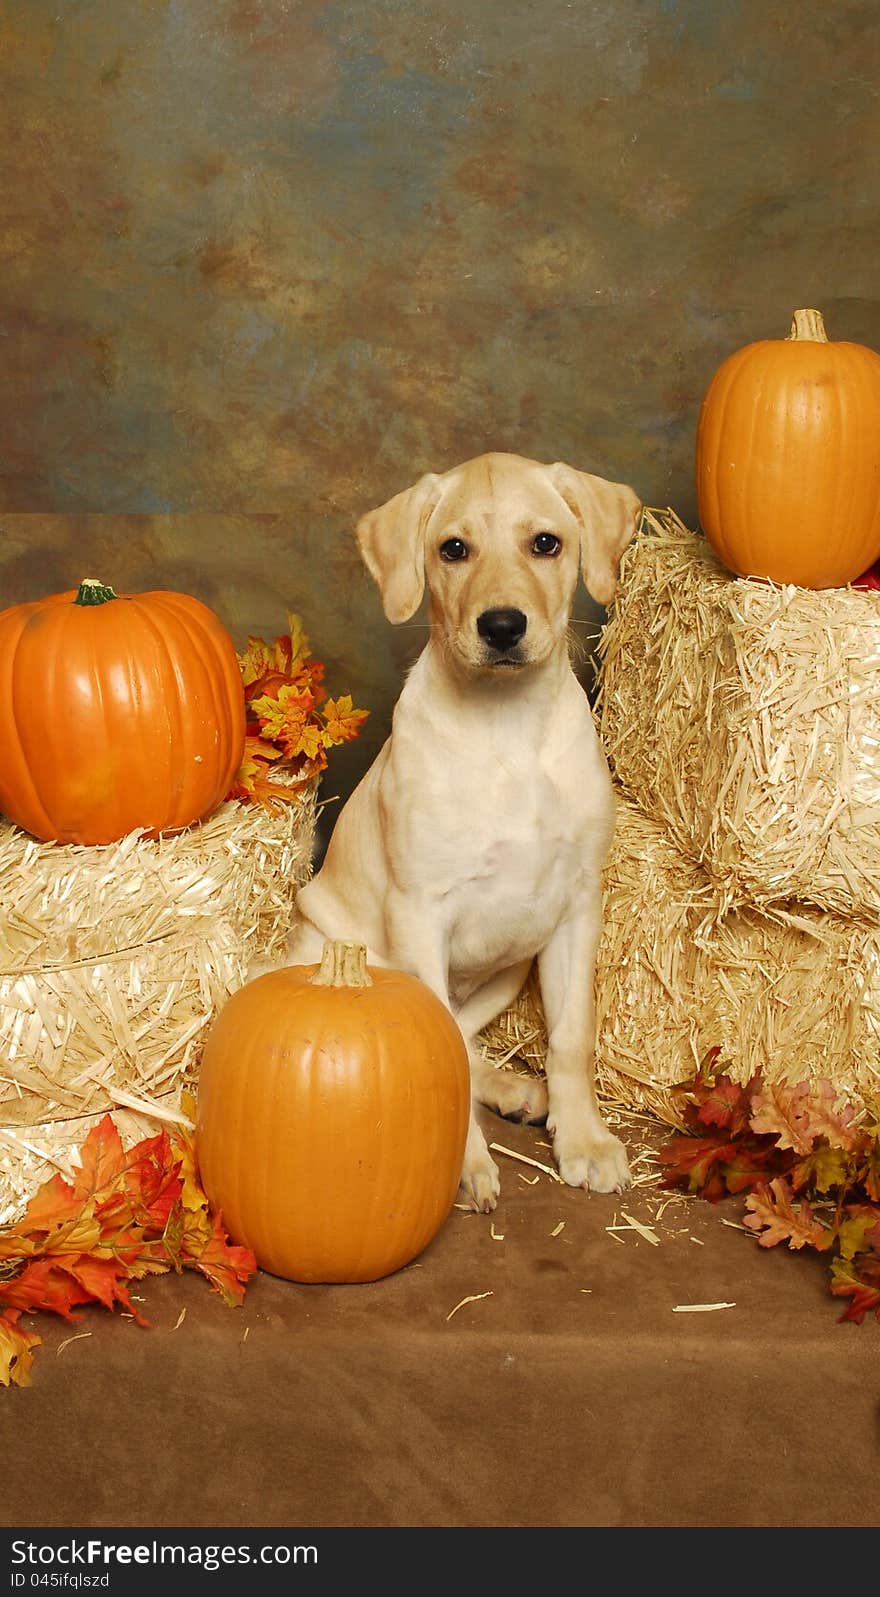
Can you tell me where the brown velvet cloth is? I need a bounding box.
[4,1110,878,1529]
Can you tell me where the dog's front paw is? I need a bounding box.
[553,1128,630,1194]
[458,1125,501,1213]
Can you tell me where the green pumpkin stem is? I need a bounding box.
[309,939,373,988]
[788,308,828,342]
[75,578,118,607]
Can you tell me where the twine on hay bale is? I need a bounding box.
[0,785,317,1222]
[594,508,880,921]
[479,795,880,1130]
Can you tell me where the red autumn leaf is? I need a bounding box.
[830,1253,880,1324]
[68,1115,130,1201]
[658,1133,743,1200]
[56,1255,149,1327]
[720,1141,792,1195]
[184,1207,256,1307]
[743,1178,833,1251]
[693,1073,754,1137]
[1,1257,95,1321]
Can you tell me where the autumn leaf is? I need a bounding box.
[743,1178,833,1251]
[830,1254,880,1324]
[835,1209,880,1264]
[184,1208,255,1307]
[749,1077,858,1155]
[657,1068,880,1326]
[227,617,366,807]
[790,1142,855,1196]
[0,1115,257,1386]
[249,686,318,758]
[321,695,370,746]
[237,635,278,688]
[286,613,311,671]
[692,1073,754,1137]
[1,1257,96,1320]
[720,1141,792,1195]
[0,1311,41,1389]
[854,1133,880,1203]
[658,1132,742,1201]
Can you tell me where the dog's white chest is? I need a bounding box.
[436,752,601,977]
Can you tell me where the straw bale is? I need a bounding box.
[0,787,317,1216]
[479,795,880,1129]
[594,508,880,920]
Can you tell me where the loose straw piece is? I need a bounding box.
[618,1210,660,1246]
[672,1302,736,1313]
[550,1221,565,1237]
[56,1333,92,1355]
[445,1291,494,1323]
[489,1142,564,1182]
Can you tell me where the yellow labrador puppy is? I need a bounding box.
[287,451,641,1211]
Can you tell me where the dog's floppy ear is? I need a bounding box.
[547,464,642,606]
[355,472,442,623]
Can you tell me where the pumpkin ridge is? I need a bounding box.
[143,591,244,808]
[128,594,233,832]
[119,599,183,833]
[0,610,50,839]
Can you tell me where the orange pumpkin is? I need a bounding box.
[195,940,471,1283]
[0,578,246,845]
[695,308,880,588]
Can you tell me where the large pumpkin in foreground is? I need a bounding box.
[195,940,471,1283]
[0,578,246,844]
[696,308,880,588]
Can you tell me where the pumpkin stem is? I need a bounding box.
[787,308,828,342]
[309,939,373,988]
[75,578,118,606]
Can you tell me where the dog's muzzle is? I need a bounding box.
[476,608,528,657]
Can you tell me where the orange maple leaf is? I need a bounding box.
[322,694,370,746]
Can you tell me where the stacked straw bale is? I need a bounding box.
[0,787,316,1222]
[481,508,880,1126]
[594,508,880,920]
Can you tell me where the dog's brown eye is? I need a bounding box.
[532,532,561,556]
[440,538,469,562]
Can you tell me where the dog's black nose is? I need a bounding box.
[476,608,528,652]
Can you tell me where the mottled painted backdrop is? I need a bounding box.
[2,0,879,815]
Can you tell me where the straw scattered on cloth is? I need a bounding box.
[480,795,880,1127]
[594,508,880,921]
[0,785,317,1221]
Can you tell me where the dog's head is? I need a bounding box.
[355,452,642,673]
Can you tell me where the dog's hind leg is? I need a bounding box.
[454,962,549,1126]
